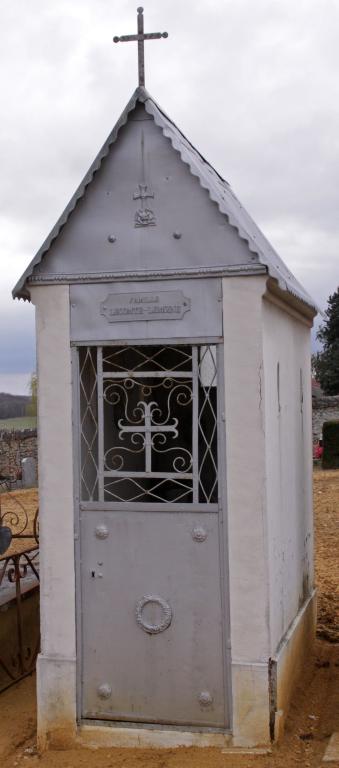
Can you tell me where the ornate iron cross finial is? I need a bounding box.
[113,7,168,87]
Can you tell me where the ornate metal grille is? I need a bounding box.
[79,344,219,505]
[79,348,98,502]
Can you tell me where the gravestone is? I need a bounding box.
[21,457,37,488]
[13,8,317,753]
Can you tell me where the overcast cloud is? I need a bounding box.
[0,0,338,392]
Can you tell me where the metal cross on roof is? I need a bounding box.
[113,7,168,87]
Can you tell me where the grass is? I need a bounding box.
[0,416,37,430]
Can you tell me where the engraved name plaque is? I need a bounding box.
[100,291,191,323]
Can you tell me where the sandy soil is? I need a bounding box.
[314,470,339,643]
[0,488,38,558]
[0,473,338,767]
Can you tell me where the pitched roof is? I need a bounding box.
[13,86,317,313]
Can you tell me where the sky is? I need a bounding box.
[0,0,338,394]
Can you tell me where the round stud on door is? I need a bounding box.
[97,683,112,699]
[95,524,109,539]
[198,691,213,707]
[192,526,207,542]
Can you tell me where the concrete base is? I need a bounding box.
[37,654,77,751]
[78,724,271,752]
[231,662,270,746]
[323,733,339,762]
[79,725,232,749]
[77,724,272,752]
[271,590,317,741]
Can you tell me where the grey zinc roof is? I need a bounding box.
[13,86,317,312]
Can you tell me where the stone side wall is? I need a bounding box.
[312,396,339,441]
[0,429,38,478]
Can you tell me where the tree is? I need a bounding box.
[26,373,37,417]
[313,288,339,395]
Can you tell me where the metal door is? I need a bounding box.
[76,343,229,728]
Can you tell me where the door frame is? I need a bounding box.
[72,337,233,732]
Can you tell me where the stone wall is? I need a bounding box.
[0,429,38,478]
[312,396,339,441]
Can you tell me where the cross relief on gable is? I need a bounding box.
[133,182,156,228]
[133,129,156,228]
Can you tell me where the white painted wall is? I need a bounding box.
[223,277,314,743]
[223,275,271,744]
[262,297,313,654]
[30,285,77,747]
[223,275,270,664]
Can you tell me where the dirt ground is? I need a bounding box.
[0,488,38,558]
[0,472,338,767]
[314,470,339,644]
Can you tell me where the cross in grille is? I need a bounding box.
[113,7,168,87]
[118,401,178,472]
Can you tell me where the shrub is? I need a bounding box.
[322,420,339,469]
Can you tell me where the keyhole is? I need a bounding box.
[91,570,95,578]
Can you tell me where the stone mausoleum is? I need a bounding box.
[14,10,317,752]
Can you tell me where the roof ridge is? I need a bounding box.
[145,93,229,187]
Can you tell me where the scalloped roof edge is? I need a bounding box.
[12,86,318,315]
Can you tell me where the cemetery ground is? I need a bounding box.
[0,471,338,768]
